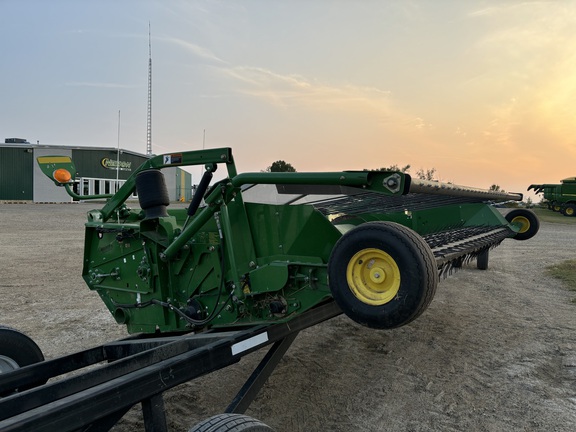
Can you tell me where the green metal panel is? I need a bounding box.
[560,180,576,203]
[71,149,148,180]
[245,202,340,264]
[0,147,33,200]
[321,203,508,237]
[544,185,558,201]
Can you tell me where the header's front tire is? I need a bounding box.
[328,222,438,329]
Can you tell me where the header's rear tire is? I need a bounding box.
[328,222,438,329]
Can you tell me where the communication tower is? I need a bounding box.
[146,22,152,156]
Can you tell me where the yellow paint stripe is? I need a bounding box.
[37,156,72,164]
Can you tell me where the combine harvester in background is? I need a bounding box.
[529,177,576,217]
[0,147,539,432]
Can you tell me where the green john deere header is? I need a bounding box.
[37,148,539,334]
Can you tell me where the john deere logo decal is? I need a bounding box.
[101,158,132,171]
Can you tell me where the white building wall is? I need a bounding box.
[163,167,177,201]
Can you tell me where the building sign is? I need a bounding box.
[101,158,132,171]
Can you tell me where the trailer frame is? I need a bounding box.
[0,301,341,432]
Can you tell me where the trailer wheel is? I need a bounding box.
[505,209,540,240]
[188,413,274,432]
[562,204,576,217]
[0,326,45,394]
[328,222,438,329]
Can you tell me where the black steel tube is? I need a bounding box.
[187,170,214,216]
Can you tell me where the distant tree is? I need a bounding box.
[267,160,296,172]
[365,164,437,181]
[416,168,437,181]
[381,164,411,173]
[365,164,411,172]
[489,184,505,192]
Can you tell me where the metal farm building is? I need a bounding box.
[0,139,192,203]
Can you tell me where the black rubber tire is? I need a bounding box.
[188,414,274,432]
[0,326,45,394]
[476,249,489,270]
[505,209,540,241]
[562,204,576,217]
[328,221,438,329]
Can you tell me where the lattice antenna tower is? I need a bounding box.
[146,22,153,156]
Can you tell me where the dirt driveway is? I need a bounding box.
[1,204,575,431]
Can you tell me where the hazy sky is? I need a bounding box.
[2,1,576,199]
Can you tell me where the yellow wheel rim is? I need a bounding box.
[511,216,530,234]
[346,248,401,305]
[566,207,575,216]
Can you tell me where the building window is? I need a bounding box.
[77,177,137,199]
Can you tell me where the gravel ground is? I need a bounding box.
[1,203,575,431]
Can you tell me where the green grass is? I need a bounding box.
[546,259,576,302]
[530,207,576,224]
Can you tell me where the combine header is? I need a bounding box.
[0,147,539,431]
[34,147,538,333]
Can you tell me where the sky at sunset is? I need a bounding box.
[2,0,576,201]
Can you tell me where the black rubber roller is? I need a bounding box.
[136,169,170,219]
